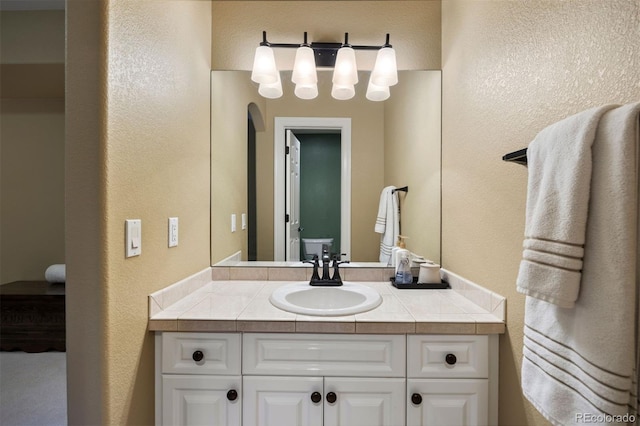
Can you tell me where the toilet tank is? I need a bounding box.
[302,238,333,260]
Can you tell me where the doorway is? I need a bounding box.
[274,117,351,261]
[297,132,341,261]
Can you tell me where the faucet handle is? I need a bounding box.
[302,255,317,266]
[303,255,321,281]
[331,255,349,283]
[331,255,349,267]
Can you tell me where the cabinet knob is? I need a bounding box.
[192,350,204,362]
[445,353,457,365]
[311,392,322,403]
[227,389,238,401]
[411,393,423,405]
[326,392,337,404]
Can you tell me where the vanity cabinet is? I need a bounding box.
[243,376,405,426]
[155,332,497,426]
[157,332,242,426]
[406,335,490,426]
[242,333,406,426]
[407,379,488,426]
[162,375,242,425]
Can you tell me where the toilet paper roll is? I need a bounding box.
[418,263,441,284]
[45,264,66,283]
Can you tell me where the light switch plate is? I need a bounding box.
[231,214,237,233]
[125,219,141,258]
[168,217,178,247]
[241,213,247,230]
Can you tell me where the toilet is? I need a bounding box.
[302,238,333,260]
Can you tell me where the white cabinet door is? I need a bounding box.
[324,378,405,426]
[243,376,323,426]
[162,375,241,426]
[407,379,488,426]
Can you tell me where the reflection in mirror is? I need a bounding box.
[211,70,441,267]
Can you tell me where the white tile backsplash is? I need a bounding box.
[150,266,506,332]
[149,267,212,316]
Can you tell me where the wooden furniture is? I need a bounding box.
[0,281,65,352]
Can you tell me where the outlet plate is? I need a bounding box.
[168,217,178,247]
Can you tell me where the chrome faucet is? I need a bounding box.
[303,246,349,286]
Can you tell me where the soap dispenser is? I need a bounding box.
[393,235,410,274]
[389,236,401,267]
[395,250,413,284]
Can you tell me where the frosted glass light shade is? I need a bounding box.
[332,47,358,86]
[258,72,283,99]
[251,45,278,84]
[331,83,356,100]
[292,46,317,85]
[370,47,398,87]
[366,80,390,101]
[294,83,318,100]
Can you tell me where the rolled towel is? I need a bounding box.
[45,264,66,283]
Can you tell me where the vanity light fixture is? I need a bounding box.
[251,31,398,101]
[258,71,283,99]
[291,33,318,100]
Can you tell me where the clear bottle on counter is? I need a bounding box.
[395,251,413,284]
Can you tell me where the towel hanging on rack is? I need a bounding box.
[374,186,400,264]
[518,102,640,425]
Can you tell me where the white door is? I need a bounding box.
[285,130,302,261]
[162,375,241,426]
[406,379,488,426]
[243,375,323,426]
[323,378,406,426]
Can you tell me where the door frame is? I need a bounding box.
[274,117,352,261]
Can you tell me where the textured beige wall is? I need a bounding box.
[66,0,106,422]
[66,1,212,424]
[212,0,441,71]
[211,71,266,262]
[0,10,65,64]
[384,71,441,263]
[1,100,65,283]
[1,10,66,284]
[441,1,640,425]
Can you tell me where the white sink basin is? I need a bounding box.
[269,282,382,316]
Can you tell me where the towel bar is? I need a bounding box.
[503,148,528,166]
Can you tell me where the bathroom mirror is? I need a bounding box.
[211,70,441,266]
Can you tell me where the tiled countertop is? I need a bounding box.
[149,268,506,335]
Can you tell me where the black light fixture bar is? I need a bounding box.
[260,31,392,68]
[260,31,392,51]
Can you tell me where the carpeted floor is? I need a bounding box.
[0,351,67,426]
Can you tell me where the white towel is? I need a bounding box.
[516,104,617,308]
[374,186,399,264]
[521,102,640,425]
